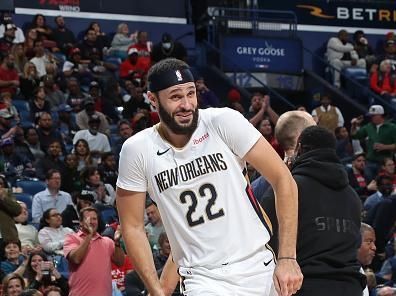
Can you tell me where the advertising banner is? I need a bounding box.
[221,35,303,74]
[14,0,187,18]
[258,0,396,29]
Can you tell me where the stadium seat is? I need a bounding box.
[13,99,30,112]
[16,180,47,196]
[100,206,118,225]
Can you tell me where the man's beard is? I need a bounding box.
[6,62,14,69]
[158,101,199,135]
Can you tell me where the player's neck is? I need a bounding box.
[157,123,191,148]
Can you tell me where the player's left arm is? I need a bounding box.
[244,136,303,296]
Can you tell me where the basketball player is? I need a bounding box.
[116,58,303,296]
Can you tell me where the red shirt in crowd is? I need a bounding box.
[0,66,19,95]
[111,256,134,290]
[128,43,151,73]
[370,71,396,95]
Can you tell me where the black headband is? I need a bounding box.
[148,68,194,92]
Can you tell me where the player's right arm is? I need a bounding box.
[116,187,165,296]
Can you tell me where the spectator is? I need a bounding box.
[327,29,366,87]
[351,105,396,181]
[11,44,28,75]
[0,23,16,53]
[0,110,17,139]
[65,78,88,113]
[76,98,110,135]
[195,76,220,108]
[374,39,396,73]
[151,32,187,63]
[62,47,93,86]
[258,118,283,157]
[52,15,75,55]
[63,207,124,296]
[24,29,38,59]
[19,62,40,100]
[24,251,68,294]
[353,30,376,70]
[145,201,165,252]
[378,157,396,192]
[37,208,74,256]
[24,127,45,166]
[26,14,52,41]
[370,59,396,107]
[122,85,151,120]
[363,175,393,214]
[0,13,25,44]
[61,190,94,231]
[98,152,118,189]
[42,75,66,110]
[78,29,104,63]
[35,112,64,154]
[60,154,81,195]
[0,52,19,95]
[81,166,116,206]
[291,126,365,296]
[29,87,52,123]
[357,223,376,296]
[0,240,28,276]
[347,153,377,199]
[0,137,36,185]
[119,47,146,80]
[335,126,352,160]
[110,23,135,59]
[14,201,42,255]
[72,114,111,154]
[153,232,171,271]
[36,140,66,181]
[73,139,95,172]
[43,285,62,296]
[1,92,19,122]
[114,119,133,157]
[247,92,279,128]
[56,104,77,147]
[88,81,118,122]
[311,94,344,132]
[29,40,56,78]
[1,273,26,296]
[87,22,110,49]
[31,169,73,224]
[127,31,151,73]
[0,176,22,255]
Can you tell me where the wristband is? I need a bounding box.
[278,257,297,261]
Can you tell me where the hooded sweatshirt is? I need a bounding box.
[291,148,365,287]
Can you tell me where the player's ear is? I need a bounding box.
[147,91,158,110]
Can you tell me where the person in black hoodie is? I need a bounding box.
[291,126,365,296]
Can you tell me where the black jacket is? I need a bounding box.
[291,148,365,287]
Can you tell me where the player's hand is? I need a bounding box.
[273,258,303,296]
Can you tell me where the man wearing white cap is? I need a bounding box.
[351,104,396,181]
[119,47,146,80]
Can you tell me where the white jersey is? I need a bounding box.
[117,108,272,268]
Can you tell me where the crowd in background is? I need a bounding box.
[0,11,395,296]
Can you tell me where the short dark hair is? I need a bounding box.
[298,126,336,154]
[46,169,60,180]
[79,206,98,222]
[375,174,393,186]
[3,239,21,251]
[147,58,189,85]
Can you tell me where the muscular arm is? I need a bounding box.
[159,254,180,296]
[244,137,302,296]
[244,137,298,258]
[116,187,164,296]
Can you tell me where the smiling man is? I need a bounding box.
[116,58,302,296]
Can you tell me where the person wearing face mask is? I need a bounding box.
[151,32,187,64]
[0,52,19,96]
